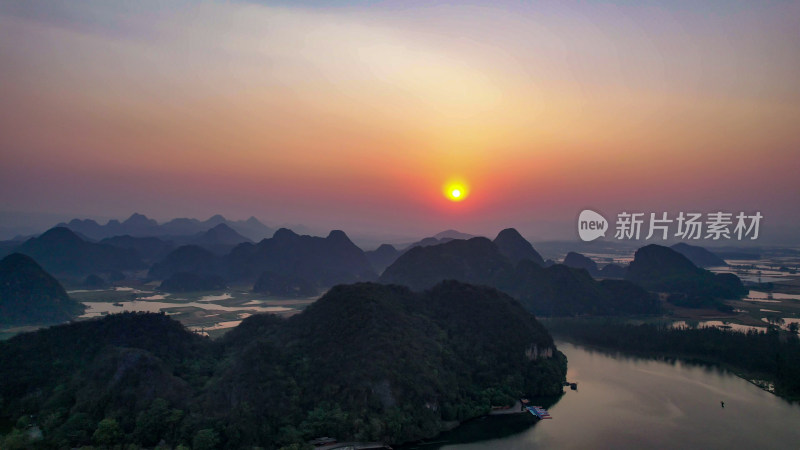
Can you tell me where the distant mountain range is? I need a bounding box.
[365,228,540,274]
[149,227,376,293]
[381,236,744,315]
[3,222,377,289]
[555,244,742,310]
[380,231,660,316]
[96,223,252,264]
[147,245,225,282]
[0,217,744,313]
[1,222,254,282]
[186,223,252,255]
[98,235,176,264]
[229,228,377,287]
[58,213,274,242]
[364,244,401,274]
[14,227,146,278]
[364,231,475,275]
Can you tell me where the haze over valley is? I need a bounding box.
[2,0,800,448]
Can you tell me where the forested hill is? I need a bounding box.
[0,281,566,449]
[0,253,85,325]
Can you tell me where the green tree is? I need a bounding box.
[93,418,122,447]
[54,412,95,447]
[1,429,31,450]
[133,398,183,446]
[193,429,220,450]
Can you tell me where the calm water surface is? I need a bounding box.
[410,341,800,449]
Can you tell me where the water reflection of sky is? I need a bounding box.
[671,320,765,334]
[432,342,800,449]
[80,301,292,318]
[747,291,800,301]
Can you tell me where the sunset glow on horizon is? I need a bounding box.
[1,1,798,241]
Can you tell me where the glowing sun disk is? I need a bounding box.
[443,180,469,202]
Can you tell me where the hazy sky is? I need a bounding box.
[1,0,798,241]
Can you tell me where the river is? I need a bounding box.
[404,341,800,449]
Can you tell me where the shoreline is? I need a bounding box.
[550,335,798,402]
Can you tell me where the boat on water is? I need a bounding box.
[526,406,552,419]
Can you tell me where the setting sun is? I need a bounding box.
[443,179,469,202]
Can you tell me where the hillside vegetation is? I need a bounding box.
[0,281,566,449]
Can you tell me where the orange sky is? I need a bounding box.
[1,1,798,242]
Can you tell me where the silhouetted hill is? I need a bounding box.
[60,213,274,241]
[381,239,659,316]
[626,244,746,308]
[188,215,273,242]
[598,263,627,279]
[252,271,316,297]
[205,214,226,227]
[433,229,475,240]
[82,274,107,289]
[58,213,155,238]
[226,228,376,288]
[402,237,451,250]
[497,260,658,316]
[190,223,252,255]
[148,229,376,289]
[197,223,250,244]
[627,244,702,281]
[365,244,401,274]
[493,228,545,266]
[60,218,106,240]
[229,216,275,242]
[562,251,598,275]
[147,245,223,280]
[380,238,512,290]
[401,230,475,251]
[159,272,227,292]
[100,235,175,264]
[0,253,85,325]
[671,243,727,267]
[217,281,566,445]
[0,281,566,448]
[63,213,162,239]
[14,227,145,279]
[123,212,160,233]
[160,217,202,236]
